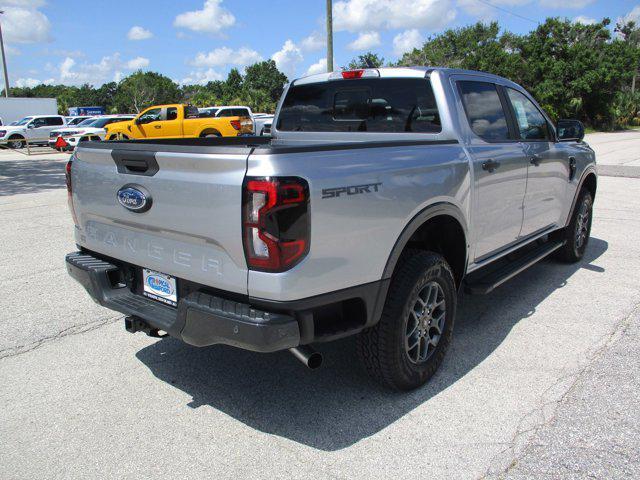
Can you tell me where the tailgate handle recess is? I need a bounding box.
[111,150,159,177]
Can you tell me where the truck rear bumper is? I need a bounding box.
[65,251,300,352]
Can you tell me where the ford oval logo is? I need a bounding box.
[117,185,152,213]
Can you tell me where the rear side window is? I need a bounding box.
[277,78,441,133]
[458,81,510,142]
[166,107,178,121]
[185,106,200,119]
[231,108,250,117]
[45,117,64,126]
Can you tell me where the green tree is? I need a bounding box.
[515,18,637,126]
[114,71,181,113]
[396,22,521,79]
[615,20,640,92]
[397,18,640,128]
[347,52,385,69]
[225,68,243,93]
[243,60,288,103]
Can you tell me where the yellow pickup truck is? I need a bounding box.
[104,104,253,140]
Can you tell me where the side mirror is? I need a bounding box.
[557,119,584,142]
[27,123,35,129]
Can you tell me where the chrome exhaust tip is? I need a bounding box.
[289,346,323,369]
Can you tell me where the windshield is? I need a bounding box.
[15,117,33,126]
[77,118,97,126]
[91,117,132,128]
[68,117,90,125]
[277,78,441,133]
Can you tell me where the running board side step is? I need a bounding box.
[465,240,565,295]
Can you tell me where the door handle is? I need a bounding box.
[482,159,501,172]
[568,156,576,180]
[154,125,162,129]
[530,155,541,166]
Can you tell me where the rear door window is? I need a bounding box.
[165,107,178,121]
[277,78,441,133]
[458,81,511,142]
[45,117,64,126]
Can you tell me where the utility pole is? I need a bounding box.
[326,0,333,72]
[0,10,9,97]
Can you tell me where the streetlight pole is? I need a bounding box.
[0,11,9,97]
[326,0,333,72]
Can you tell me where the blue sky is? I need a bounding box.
[1,0,638,88]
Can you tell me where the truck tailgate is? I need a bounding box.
[71,144,249,295]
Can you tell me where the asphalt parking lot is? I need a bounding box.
[1,133,639,479]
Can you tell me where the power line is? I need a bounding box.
[472,0,540,25]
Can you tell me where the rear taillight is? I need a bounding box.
[65,158,78,226]
[230,119,241,130]
[242,177,310,272]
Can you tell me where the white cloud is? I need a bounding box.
[620,5,640,24]
[126,57,150,70]
[57,53,151,85]
[301,31,326,52]
[333,0,456,32]
[1,4,51,44]
[539,0,594,7]
[348,31,381,50]
[59,57,76,82]
[393,29,424,56]
[305,58,327,76]
[127,26,153,40]
[174,0,236,35]
[271,40,303,79]
[14,77,40,88]
[573,15,596,25]
[191,47,262,67]
[180,68,224,85]
[13,76,55,88]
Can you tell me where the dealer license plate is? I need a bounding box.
[142,268,178,307]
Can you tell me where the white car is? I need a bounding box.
[197,106,273,135]
[0,115,67,148]
[49,115,135,150]
[253,113,274,136]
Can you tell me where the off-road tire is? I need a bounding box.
[357,250,457,391]
[555,188,593,263]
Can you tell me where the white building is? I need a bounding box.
[0,97,58,125]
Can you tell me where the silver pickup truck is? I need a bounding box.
[65,67,596,390]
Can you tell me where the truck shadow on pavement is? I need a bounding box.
[0,158,67,196]
[135,237,608,451]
